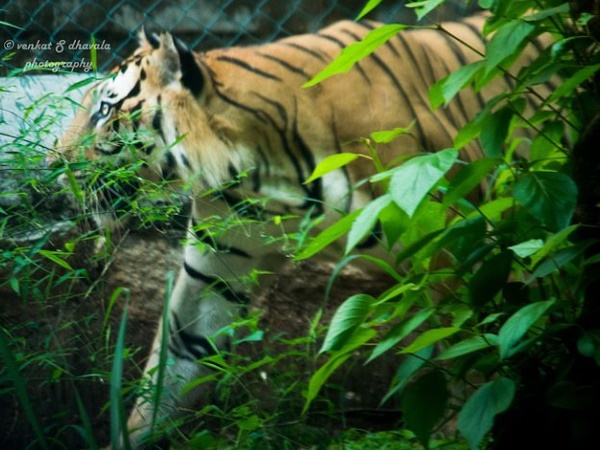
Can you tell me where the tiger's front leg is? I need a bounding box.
[113,229,279,449]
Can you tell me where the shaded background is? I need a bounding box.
[1,0,478,75]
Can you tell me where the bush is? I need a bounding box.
[300,1,600,449]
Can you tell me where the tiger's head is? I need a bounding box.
[50,29,244,229]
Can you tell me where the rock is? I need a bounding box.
[0,74,90,244]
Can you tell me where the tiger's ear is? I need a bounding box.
[138,26,160,49]
[172,35,205,97]
[139,27,205,97]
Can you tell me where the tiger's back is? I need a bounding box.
[186,15,550,214]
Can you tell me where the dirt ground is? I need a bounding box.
[0,229,401,449]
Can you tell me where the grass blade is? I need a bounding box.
[0,327,50,450]
[110,294,132,450]
[151,270,175,428]
[74,388,100,449]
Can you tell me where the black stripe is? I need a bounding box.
[161,150,177,180]
[394,33,455,146]
[292,103,323,214]
[111,117,120,134]
[142,144,156,156]
[364,49,426,144]
[462,21,487,46]
[253,93,288,124]
[251,164,261,192]
[219,190,265,219]
[282,42,329,62]
[258,52,312,79]
[214,89,269,124]
[180,153,193,170]
[190,219,252,258]
[358,21,377,31]
[129,100,144,133]
[330,109,353,214]
[109,80,142,115]
[316,32,348,48]
[95,142,124,156]
[152,96,167,142]
[215,55,282,82]
[208,68,307,197]
[183,262,250,304]
[357,221,383,249]
[170,313,217,361]
[126,80,141,99]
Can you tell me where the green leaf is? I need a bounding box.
[304,153,360,184]
[437,334,499,360]
[508,239,544,258]
[514,171,577,232]
[549,64,600,102]
[367,308,434,363]
[382,346,435,405]
[390,148,458,217]
[379,201,410,247]
[430,216,487,262]
[498,299,556,359]
[458,378,516,450]
[370,123,414,144]
[480,106,514,158]
[523,3,570,21]
[345,195,391,254]
[305,327,376,413]
[454,113,485,149]
[430,61,484,109]
[469,251,513,308]
[237,414,261,431]
[400,327,460,354]
[443,158,498,209]
[402,369,448,448]
[295,209,360,261]
[320,294,375,353]
[38,250,74,271]
[303,24,406,87]
[485,20,536,74]
[64,76,101,93]
[530,121,566,168]
[65,166,85,208]
[406,0,445,20]
[375,282,419,305]
[577,331,600,364]
[529,224,577,267]
[356,0,385,20]
[396,229,445,265]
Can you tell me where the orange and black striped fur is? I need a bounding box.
[52,15,553,449]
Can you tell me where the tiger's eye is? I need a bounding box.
[100,102,111,116]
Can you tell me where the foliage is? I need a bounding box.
[2,0,600,449]
[299,1,600,449]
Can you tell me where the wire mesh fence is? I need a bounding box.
[0,0,477,76]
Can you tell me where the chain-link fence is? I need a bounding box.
[0,0,478,76]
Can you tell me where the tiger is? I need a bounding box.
[50,13,555,449]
